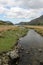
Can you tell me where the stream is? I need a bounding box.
[18,29,43,65]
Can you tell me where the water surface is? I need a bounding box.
[18,30,43,65]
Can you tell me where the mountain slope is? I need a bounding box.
[28,15,43,25]
[0,20,13,25]
[18,15,43,25]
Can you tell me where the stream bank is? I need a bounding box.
[0,27,28,65]
[0,43,22,65]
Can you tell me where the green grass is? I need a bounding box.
[0,27,28,52]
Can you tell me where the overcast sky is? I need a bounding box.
[0,0,43,24]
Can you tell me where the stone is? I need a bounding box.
[9,50,19,59]
[0,58,2,65]
[2,63,9,65]
[2,55,9,64]
[26,50,30,54]
[38,49,42,52]
[0,44,20,65]
[21,48,24,50]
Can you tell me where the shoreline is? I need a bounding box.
[0,29,28,65]
[0,40,21,65]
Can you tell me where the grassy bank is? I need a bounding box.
[34,28,43,36]
[0,26,28,52]
[0,25,43,52]
[24,25,43,36]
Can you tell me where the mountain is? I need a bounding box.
[17,15,43,25]
[0,20,13,25]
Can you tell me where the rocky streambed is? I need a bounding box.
[0,43,22,65]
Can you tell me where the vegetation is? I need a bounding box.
[0,26,28,52]
[0,25,43,53]
[25,25,43,36]
[34,28,43,36]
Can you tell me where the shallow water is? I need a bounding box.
[18,29,43,65]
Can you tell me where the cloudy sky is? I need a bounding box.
[0,0,43,24]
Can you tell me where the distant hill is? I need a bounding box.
[17,15,43,25]
[0,20,13,25]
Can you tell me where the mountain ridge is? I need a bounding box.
[17,15,43,25]
[0,20,13,25]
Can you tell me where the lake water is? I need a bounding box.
[18,29,43,65]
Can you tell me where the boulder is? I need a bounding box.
[8,49,19,59]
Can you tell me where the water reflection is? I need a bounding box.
[18,30,43,65]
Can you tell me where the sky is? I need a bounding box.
[0,0,43,24]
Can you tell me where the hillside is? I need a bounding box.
[18,15,43,25]
[0,20,13,25]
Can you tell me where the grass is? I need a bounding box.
[24,25,43,36]
[0,26,28,52]
[34,28,43,36]
[0,25,43,52]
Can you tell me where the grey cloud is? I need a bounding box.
[0,0,43,20]
[15,0,43,9]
